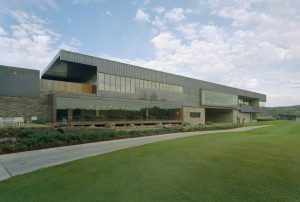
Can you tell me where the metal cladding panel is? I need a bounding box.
[58,50,266,102]
[0,65,39,97]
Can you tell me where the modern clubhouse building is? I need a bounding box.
[0,50,266,126]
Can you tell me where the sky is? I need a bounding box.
[0,0,299,107]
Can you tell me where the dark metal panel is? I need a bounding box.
[0,65,39,97]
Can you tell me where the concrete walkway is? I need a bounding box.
[0,125,271,181]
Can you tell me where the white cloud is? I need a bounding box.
[135,8,150,22]
[0,0,59,12]
[0,11,79,70]
[164,7,186,22]
[151,32,182,56]
[123,1,300,106]
[72,0,105,5]
[176,22,199,40]
[143,0,150,5]
[151,17,166,30]
[155,6,165,14]
[0,27,7,35]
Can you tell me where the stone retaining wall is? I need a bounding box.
[0,91,51,123]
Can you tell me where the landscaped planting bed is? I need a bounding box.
[0,124,242,154]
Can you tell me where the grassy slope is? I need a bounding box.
[0,121,299,202]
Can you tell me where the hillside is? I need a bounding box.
[260,105,300,117]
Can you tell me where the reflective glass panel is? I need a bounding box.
[125,77,131,93]
[202,90,238,107]
[110,75,116,92]
[121,77,126,93]
[115,76,121,92]
[98,73,104,91]
[104,74,110,91]
[131,78,135,93]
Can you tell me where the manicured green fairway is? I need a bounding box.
[0,121,300,201]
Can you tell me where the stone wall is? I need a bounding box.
[233,110,251,124]
[182,106,205,125]
[0,91,51,123]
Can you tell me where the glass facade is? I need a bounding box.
[98,72,183,94]
[239,98,259,107]
[202,90,238,107]
[56,97,181,122]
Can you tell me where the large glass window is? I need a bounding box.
[104,74,110,91]
[202,90,238,107]
[167,84,171,91]
[98,73,105,91]
[135,79,139,88]
[125,77,131,93]
[110,75,116,92]
[56,97,181,122]
[131,78,135,93]
[159,83,163,90]
[139,79,144,88]
[163,83,167,91]
[116,76,121,92]
[98,72,183,94]
[151,81,156,89]
[155,82,159,89]
[121,77,126,93]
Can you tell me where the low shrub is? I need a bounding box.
[32,120,46,124]
[0,123,243,154]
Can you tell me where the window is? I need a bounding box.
[163,83,167,91]
[202,90,238,107]
[151,81,155,89]
[159,83,163,90]
[135,79,139,88]
[110,75,116,92]
[98,73,183,94]
[155,82,159,89]
[190,112,201,118]
[98,73,105,91]
[170,85,174,92]
[104,74,110,91]
[139,79,144,88]
[116,76,121,92]
[131,78,135,93]
[145,80,150,88]
[125,77,131,93]
[121,77,126,93]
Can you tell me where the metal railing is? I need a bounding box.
[0,117,25,128]
[239,104,263,113]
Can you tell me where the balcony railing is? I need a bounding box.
[239,104,263,113]
[41,79,96,94]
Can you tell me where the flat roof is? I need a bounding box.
[42,50,266,102]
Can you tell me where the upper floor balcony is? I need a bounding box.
[239,104,263,113]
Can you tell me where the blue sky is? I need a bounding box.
[0,0,300,107]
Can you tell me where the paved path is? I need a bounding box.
[0,125,271,181]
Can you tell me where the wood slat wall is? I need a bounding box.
[41,79,96,94]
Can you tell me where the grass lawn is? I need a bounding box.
[0,121,299,201]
